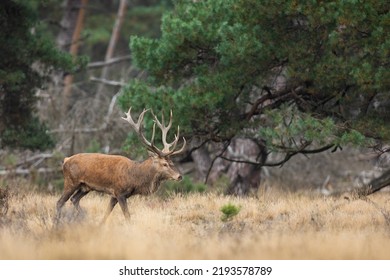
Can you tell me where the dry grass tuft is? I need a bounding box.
[0,187,9,217]
[1,189,390,259]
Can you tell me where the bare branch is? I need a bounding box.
[0,168,60,176]
[87,55,131,68]
[50,91,120,133]
[220,143,335,167]
[90,77,126,86]
[245,85,306,119]
[205,140,231,184]
[15,153,53,168]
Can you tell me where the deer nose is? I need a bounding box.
[177,175,183,181]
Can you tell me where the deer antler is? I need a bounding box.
[152,110,186,157]
[122,108,159,156]
[122,108,186,158]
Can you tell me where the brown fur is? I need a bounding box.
[55,153,181,223]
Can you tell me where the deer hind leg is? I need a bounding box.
[101,197,118,224]
[55,180,81,223]
[70,185,90,213]
[56,190,74,219]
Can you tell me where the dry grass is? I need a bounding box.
[1,188,390,260]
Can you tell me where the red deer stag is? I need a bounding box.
[55,108,186,223]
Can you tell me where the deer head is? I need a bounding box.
[122,107,186,180]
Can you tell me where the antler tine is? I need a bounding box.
[152,110,186,157]
[122,107,148,130]
[167,125,187,156]
[168,125,181,152]
[122,107,163,156]
[169,136,187,157]
[166,110,173,130]
[150,122,156,148]
[124,107,186,158]
[152,110,174,154]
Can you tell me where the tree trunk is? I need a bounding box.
[363,168,390,195]
[57,0,82,52]
[224,138,266,196]
[191,138,267,196]
[96,0,128,99]
[60,0,88,115]
[191,139,213,181]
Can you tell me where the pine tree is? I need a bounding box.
[0,0,75,150]
[118,0,389,192]
[120,0,389,152]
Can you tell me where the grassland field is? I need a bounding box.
[1,186,390,260]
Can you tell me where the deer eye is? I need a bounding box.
[163,163,169,167]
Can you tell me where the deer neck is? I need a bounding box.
[139,158,164,194]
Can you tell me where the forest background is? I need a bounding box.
[0,0,389,196]
[1,0,390,261]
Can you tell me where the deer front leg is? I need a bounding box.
[101,197,118,224]
[117,195,131,220]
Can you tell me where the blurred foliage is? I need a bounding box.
[1,116,55,150]
[258,105,369,152]
[119,0,390,156]
[0,0,78,150]
[83,0,172,61]
[0,0,170,151]
[162,175,207,196]
[2,153,17,167]
[85,139,102,153]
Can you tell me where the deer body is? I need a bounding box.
[66,153,180,193]
[55,108,186,223]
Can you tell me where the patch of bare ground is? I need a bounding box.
[1,189,390,259]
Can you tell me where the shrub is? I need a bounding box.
[220,203,241,222]
[163,176,206,195]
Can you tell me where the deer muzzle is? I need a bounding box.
[177,175,183,181]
